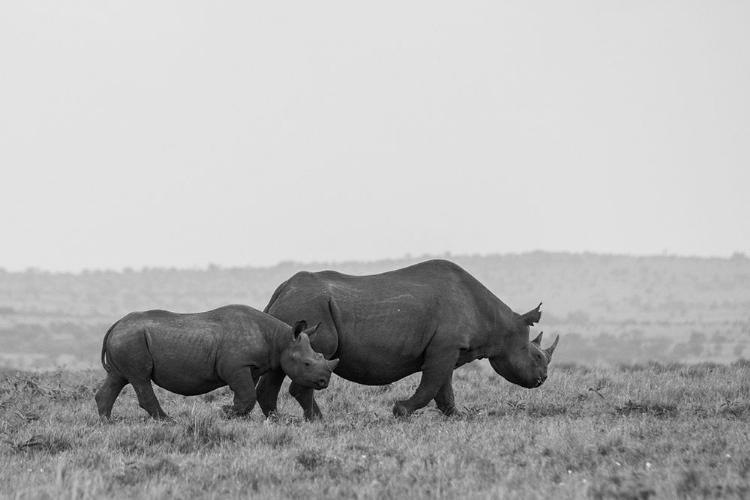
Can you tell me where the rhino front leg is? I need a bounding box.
[256,368,286,418]
[433,371,458,416]
[95,373,128,418]
[289,383,323,421]
[393,348,459,417]
[223,367,257,417]
[131,381,171,421]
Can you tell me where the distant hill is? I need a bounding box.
[1,252,749,369]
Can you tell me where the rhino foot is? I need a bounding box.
[392,402,410,418]
[221,405,252,418]
[221,405,249,418]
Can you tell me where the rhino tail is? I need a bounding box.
[100,319,122,373]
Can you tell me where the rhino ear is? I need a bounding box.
[522,302,542,326]
[292,320,308,340]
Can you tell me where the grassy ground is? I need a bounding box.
[1,362,749,499]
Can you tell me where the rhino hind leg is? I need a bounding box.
[289,382,323,421]
[131,381,171,420]
[95,373,128,418]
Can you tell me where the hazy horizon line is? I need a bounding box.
[3,249,747,276]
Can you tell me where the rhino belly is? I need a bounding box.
[333,353,421,385]
[151,369,226,396]
[148,347,225,396]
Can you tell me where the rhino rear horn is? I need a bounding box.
[522,302,543,326]
[544,335,560,359]
[531,331,544,347]
[327,358,339,372]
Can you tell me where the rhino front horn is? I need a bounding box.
[544,335,560,359]
[327,358,340,371]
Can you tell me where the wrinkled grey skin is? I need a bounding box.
[95,304,339,420]
[256,260,559,419]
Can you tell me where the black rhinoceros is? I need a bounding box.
[95,304,338,420]
[256,259,559,419]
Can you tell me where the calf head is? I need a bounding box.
[488,302,560,388]
[280,321,339,389]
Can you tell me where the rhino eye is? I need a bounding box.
[305,361,311,367]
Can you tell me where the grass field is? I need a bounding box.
[2,362,749,499]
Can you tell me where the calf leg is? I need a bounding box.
[95,373,128,418]
[433,371,458,416]
[256,368,286,418]
[222,367,257,417]
[289,383,323,421]
[131,380,171,420]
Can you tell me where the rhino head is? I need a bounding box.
[488,302,560,389]
[280,320,339,390]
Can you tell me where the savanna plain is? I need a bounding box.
[2,361,750,499]
[2,253,750,498]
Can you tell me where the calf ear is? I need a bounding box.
[304,322,321,341]
[522,302,542,326]
[292,320,308,340]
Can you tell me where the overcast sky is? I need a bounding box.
[2,2,748,272]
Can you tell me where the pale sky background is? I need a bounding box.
[1,2,749,273]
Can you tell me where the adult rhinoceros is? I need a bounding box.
[95,304,338,420]
[256,260,559,419]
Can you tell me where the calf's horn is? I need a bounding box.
[327,358,340,371]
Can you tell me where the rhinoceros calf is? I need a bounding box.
[95,304,338,420]
[256,259,559,419]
